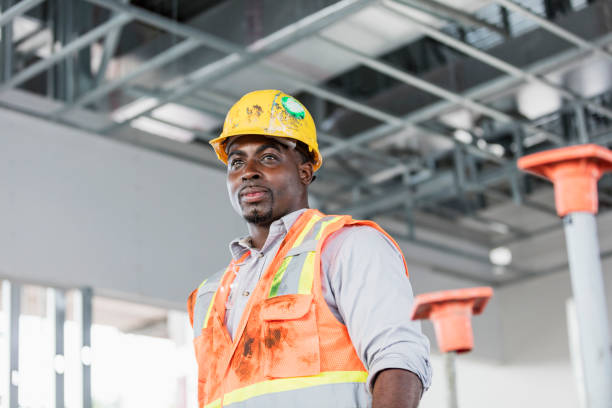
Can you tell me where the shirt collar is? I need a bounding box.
[229,208,309,260]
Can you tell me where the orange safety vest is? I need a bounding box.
[187,209,409,408]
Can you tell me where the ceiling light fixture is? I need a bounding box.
[453,129,473,144]
[489,246,512,266]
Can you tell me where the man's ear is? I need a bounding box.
[298,161,315,185]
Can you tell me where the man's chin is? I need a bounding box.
[241,206,274,225]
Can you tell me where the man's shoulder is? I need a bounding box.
[324,220,399,252]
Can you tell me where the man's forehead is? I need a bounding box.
[225,135,292,153]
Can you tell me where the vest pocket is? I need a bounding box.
[261,294,321,378]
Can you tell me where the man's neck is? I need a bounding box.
[247,222,272,250]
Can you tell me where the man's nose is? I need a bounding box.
[241,159,261,180]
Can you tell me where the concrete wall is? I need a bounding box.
[0,107,245,309]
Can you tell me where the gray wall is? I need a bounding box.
[0,107,245,309]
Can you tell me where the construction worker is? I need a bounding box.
[188,90,431,408]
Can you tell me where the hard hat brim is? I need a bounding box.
[210,131,322,171]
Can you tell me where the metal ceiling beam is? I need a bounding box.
[124,86,227,120]
[321,31,612,161]
[141,114,217,140]
[0,0,44,28]
[395,0,508,38]
[84,0,244,55]
[79,0,430,180]
[291,75,509,169]
[63,1,403,170]
[310,26,612,196]
[53,37,202,116]
[317,131,403,166]
[291,71,513,159]
[1,0,14,82]
[384,0,612,122]
[0,14,132,92]
[341,155,529,221]
[55,0,552,183]
[126,84,401,168]
[320,34,565,145]
[494,0,612,63]
[343,170,457,218]
[93,0,131,87]
[84,0,374,133]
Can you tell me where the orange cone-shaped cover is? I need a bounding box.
[411,287,493,353]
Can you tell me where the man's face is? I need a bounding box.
[226,135,311,225]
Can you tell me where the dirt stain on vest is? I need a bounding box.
[264,327,287,349]
[233,335,258,382]
[243,337,254,357]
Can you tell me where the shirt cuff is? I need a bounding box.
[367,352,433,394]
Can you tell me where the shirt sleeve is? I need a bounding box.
[320,225,432,393]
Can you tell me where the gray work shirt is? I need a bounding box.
[225,208,432,391]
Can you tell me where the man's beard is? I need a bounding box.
[242,197,275,225]
[243,207,274,225]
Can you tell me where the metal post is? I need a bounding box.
[445,351,458,408]
[566,298,587,408]
[563,212,612,408]
[64,0,75,103]
[80,288,93,408]
[575,103,589,144]
[1,0,14,82]
[510,127,525,205]
[2,280,20,408]
[49,288,66,408]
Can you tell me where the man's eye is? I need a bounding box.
[261,154,278,162]
[229,159,244,169]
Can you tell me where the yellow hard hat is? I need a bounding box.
[209,89,322,171]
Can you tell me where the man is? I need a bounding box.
[188,90,431,408]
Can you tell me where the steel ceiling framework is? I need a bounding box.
[1,0,612,285]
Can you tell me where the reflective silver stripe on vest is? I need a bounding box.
[272,240,316,297]
[222,381,371,408]
[302,215,344,243]
[192,269,225,337]
[268,216,344,298]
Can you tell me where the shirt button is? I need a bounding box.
[258,252,264,258]
[243,291,250,297]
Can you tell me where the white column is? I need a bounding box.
[563,212,612,408]
[48,288,66,408]
[445,351,458,408]
[2,280,20,408]
[78,287,93,408]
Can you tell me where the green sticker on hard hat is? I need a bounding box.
[281,96,305,119]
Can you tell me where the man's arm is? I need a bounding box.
[320,225,432,402]
[372,369,423,408]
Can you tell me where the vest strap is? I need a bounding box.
[268,214,344,298]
